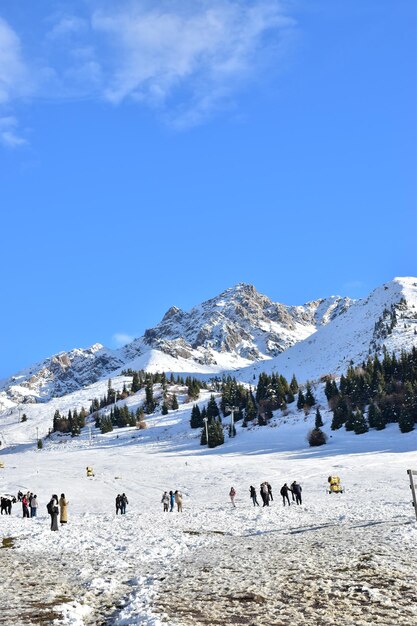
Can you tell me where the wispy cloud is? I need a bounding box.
[91,0,295,127]
[0,116,27,147]
[0,17,31,104]
[0,1,297,144]
[112,332,135,347]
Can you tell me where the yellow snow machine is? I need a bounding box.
[328,475,344,494]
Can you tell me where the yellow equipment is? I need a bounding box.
[328,475,344,494]
[0,461,4,469]
[86,466,94,477]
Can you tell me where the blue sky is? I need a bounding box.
[0,0,416,377]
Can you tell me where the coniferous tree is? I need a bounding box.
[206,395,220,422]
[352,409,369,434]
[161,401,169,415]
[297,390,305,410]
[131,371,140,393]
[144,380,156,414]
[331,397,349,430]
[398,409,414,433]
[315,408,324,428]
[190,404,203,428]
[305,382,316,407]
[290,374,299,394]
[308,428,327,446]
[171,394,179,410]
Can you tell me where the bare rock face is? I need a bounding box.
[126,283,352,366]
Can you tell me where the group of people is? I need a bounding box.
[21,492,39,518]
[161,490,183,512]
[115,493,129,515]
[229,481,303,508]
[47,494,69,530]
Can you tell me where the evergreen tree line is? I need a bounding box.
[326,348,417,434]
[53,407,88,436]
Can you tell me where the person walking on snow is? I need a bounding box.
[229,487,236,507]
[267,482,273,501]
[280,483,292,506]
[161,492,169,512]
[59,493,69,524]
[292,481,302,505]
[115,494,121,515]
[174,490,183,512]
[120,493,128,514]
[169,490,175,512]
[250,486,259,506]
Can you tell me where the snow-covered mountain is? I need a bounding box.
[1,277,416,405]
[122,283,352,367]
[0,283,352,403]
[237,277,417,383]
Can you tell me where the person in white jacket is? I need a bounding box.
[229,487,236,507]
[161,492,169,512]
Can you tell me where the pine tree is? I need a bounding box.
[290,374,299,394]
[305,382,315,407]
[308,428,327,446]
[398,409,414,433]
[331,397,349,430]
[144,380,156,414]
[171,394,179,410]
[190,404,203,428]
[161,401,169,416]
[206,395,220,422]
[352,409,369,434]
[315,408,323,428]
[131,371,140,393]
[297,390,305,410]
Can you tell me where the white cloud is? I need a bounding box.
[112,333,135,347]
[47,15,88,40]
[0,1,297,142]
[0,116,27,148]
[0,17,31,104]
[91,0,295,126]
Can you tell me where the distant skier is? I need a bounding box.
[229,487,236,508]
[120,493,128,515]
[47,495,59,531]
[292,481,302,505]
[174,490,183,512]
[161,492,169,512]
[59,494,68,524]
[250,486,259,507]
[280,483,292,506]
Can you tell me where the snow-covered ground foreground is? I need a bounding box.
[1,411,416,626]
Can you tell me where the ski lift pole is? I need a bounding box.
[407,469,417,521]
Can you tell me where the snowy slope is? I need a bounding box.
[235,277,417,384]
[0,378,416,625]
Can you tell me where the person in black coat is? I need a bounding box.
[292,481,302,505]
[250,486,259,506]
[48,495,59,531]
[280,483,292,506]
[120,493,128,514]
[267,482,273,501]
